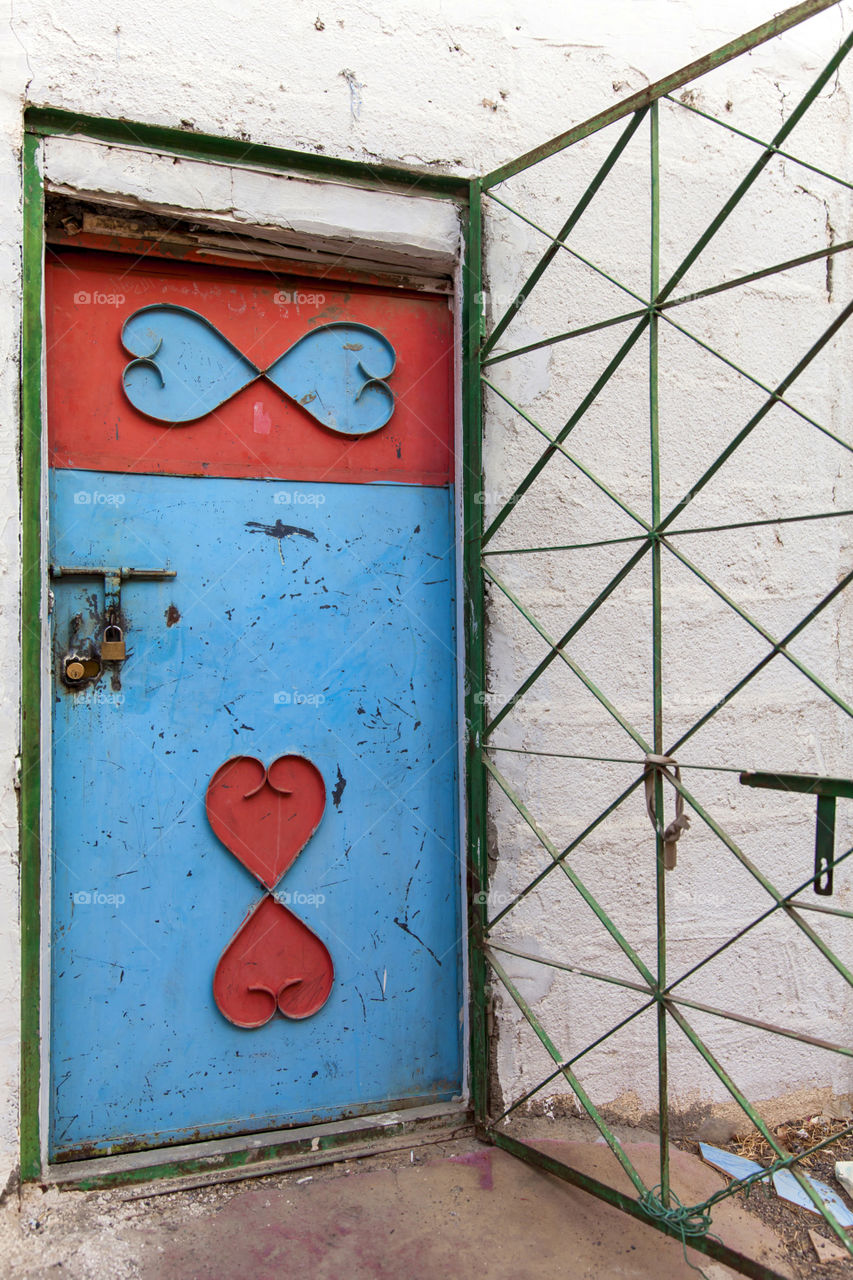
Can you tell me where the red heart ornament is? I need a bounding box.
[213,894,334,1026]
[205,754,326,890]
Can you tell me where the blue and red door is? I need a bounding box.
[46,250,462,1159]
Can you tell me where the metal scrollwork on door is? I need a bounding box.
[121,304,396,433]
[206,754,333,1028]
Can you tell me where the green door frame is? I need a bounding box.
[19,110,481,1186]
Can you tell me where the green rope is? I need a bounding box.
[640,1186,720,1278]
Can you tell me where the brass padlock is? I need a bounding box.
[101,624,126,661]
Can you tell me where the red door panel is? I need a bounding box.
[46,251,454,486]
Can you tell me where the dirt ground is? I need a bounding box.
[0,1120,827,1280]
[673,1112,853,1280]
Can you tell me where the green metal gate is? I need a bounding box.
[463,2,853,1273]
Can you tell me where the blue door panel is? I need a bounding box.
[49,470,461,1156]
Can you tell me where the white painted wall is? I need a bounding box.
[1,0,851,1182]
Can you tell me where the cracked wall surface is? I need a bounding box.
[1,0,852,1182]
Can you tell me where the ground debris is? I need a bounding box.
[811,1229,852,1265]
[679,1112,853,1279]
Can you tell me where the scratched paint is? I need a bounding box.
[48,469,461,1157]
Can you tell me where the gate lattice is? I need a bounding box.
[463,2,853,1273]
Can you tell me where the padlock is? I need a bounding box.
[63,654,102,685]
[101,624,126,661]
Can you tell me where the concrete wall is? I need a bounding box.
[1,0,851,1182]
